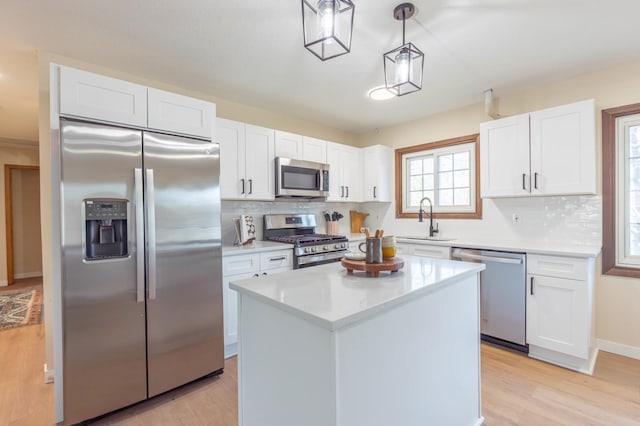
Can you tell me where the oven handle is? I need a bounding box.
[452,249,523,265]
[296,251,346,266]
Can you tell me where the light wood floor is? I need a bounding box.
[1,311,639,425]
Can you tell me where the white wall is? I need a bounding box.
[358,58,640,353]
[11,168,42,279]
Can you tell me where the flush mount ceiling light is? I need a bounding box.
[301,0,355,61]
[367,86,395,101]
[383,3,424,96]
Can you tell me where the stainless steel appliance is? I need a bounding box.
[452,248,528,352]
[264,214,348,268]
[60,119,223,424]
[275,157,329,199]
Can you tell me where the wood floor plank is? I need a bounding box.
[2,287,640,426]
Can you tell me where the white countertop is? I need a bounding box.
[222,240,293,256]
[229,255,484,331]
[396,236,601,258]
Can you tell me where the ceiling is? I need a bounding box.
[1,0,640,142]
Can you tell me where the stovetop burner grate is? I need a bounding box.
[268,233,346,245]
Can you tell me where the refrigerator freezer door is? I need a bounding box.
[61,120,147,424]
[143,132,224,397]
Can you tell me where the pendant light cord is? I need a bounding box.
[402,10,406,45]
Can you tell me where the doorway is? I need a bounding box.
[4,165,41,285]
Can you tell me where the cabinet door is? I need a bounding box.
[147,88,214,138]
[529,99,596,196]
[526,274,588,358]
[480,114,530,197]
[412,245,451,259]
[223,271,257,352]
[217,118,246,199]
[326,142,344,201]
[302,136,327,163]
[362,145,392,202]
[59,66,147,127]
[275,130,303,160]
[341,145,362,202]
[245,125,275,200]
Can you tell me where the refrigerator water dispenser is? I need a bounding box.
[84,199,128,260]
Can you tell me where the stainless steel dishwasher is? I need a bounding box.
[452,248,528,352]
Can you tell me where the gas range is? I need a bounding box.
[264,214,348,269]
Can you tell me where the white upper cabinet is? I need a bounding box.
[218,118,274,200]
[275,130,303,159]
[147,88,213,138]
[480,114,530,197]
[529,100,596,195]
[327,142,362,202]
[361,145,393,202]
[275,131,328,164]
[59,66,148,127]
[58,66,215,139]
[302,136,327,163]
[480,99,596,198]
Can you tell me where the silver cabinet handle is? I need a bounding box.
[248,179,253,194]
[241,178,245,194]
[373,186,377,198]
[340,186,344,198]
[269,256,287,261]
[146,169,157,300]
[345,186,349,198]
[134,168,145,303]
[534,172,539,190]
[522,173,526,191]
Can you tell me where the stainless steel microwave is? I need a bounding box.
[275,157,329,199]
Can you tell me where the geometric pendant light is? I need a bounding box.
[301,0,355,61]
[383,3,424,96]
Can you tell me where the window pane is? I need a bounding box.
[424,174,434,190]
[438,171,453,189]
[454,152,470,170]
[454,170,469,188]
[410,191,423,206]
[410,175,423,191]
[409,159,422,175]
[439,189,453,206]
[630,224,640,256]
[423,157,434,174]
[454,188,470,206]
[630,158,640,191]
[439,154,453,172]
[630,190,640,223]
[424,191,434,204]
[631,126,640,157]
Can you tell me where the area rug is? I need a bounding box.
[0,287,43,331]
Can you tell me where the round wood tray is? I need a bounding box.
[341,257,404,278]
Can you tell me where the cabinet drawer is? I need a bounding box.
[223,254,260,276]
[260,250,292,271]
[412,245,451,259]
[527,254,588,280]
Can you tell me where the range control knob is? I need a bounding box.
[304,247,311,253]
[323,245,329,251]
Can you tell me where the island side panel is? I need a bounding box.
[237,294,336,426]
[335,274,482,426]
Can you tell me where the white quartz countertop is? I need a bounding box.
[396,236,601,258]
[229,255,484,331]
[222,240,293,256]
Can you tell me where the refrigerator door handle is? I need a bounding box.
[146,168,157,300]
[134,168,145,303]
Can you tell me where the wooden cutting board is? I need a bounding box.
[350,210,369,233]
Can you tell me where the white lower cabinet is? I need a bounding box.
[526,254,596,373]
[222,249,292,357]
[397,242,451,259]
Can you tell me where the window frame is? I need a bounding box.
[602,103,640,278]
[395,134,482,219]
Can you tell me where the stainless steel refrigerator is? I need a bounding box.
[60,119,224,424]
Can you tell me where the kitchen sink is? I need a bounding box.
[397,236,457,242]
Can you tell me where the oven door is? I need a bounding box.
[275,157,329,198]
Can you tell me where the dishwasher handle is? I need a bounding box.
[452,249,523,265]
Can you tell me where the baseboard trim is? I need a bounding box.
[0,280,7,287]
[44,363,54,384]
[597,339,640,361]
[13,272,43,280]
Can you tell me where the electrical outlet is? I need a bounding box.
[512,213,519,223]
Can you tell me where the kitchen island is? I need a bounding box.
[230,255,486,426]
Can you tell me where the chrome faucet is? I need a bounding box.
[419,196,439,237]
